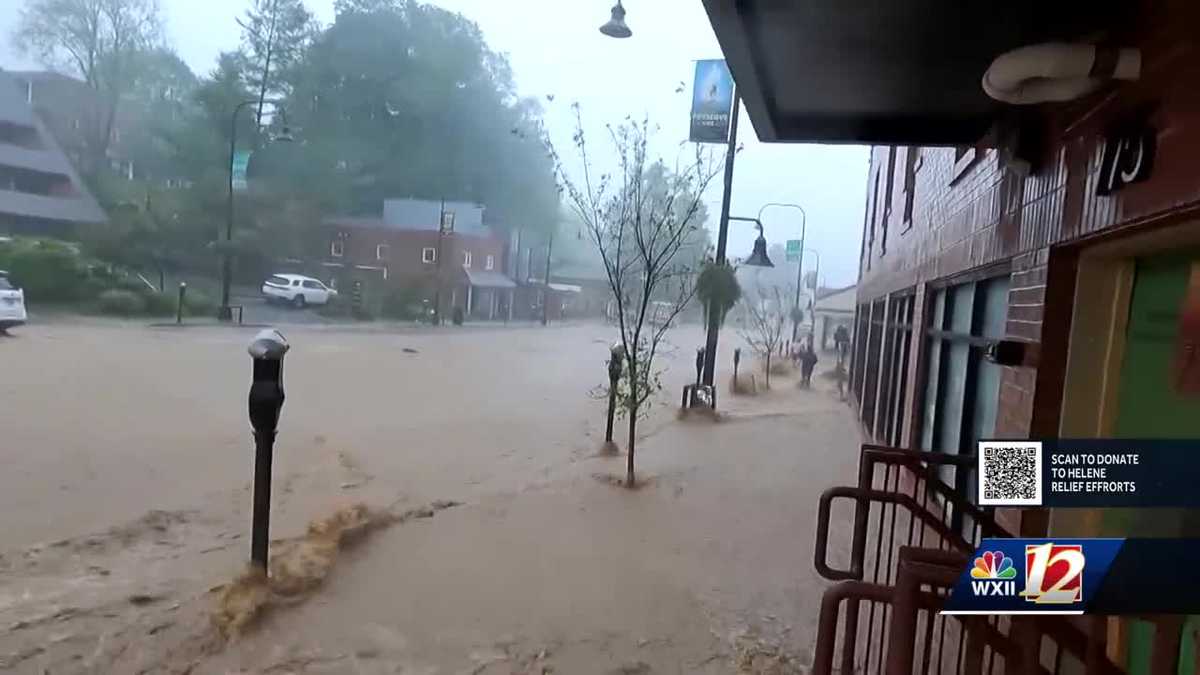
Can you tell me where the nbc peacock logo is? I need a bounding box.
[970,550,1018,597]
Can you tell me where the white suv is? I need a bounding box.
[0,271,27,331]
[262,274,337,308]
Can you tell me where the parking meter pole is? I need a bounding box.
[176,282,187,325]
[251,429,275,569]
[605,344,624,445]
[247,329,288,573]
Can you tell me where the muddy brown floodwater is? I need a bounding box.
[0,319,861,674]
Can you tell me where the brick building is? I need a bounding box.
[705,0,1200,670]
[309,199,515,319]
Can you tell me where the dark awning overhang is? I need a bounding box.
[700,1,1129,146]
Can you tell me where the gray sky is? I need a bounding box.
[0,0,867,288]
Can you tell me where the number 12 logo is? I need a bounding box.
[1022,543,1085,604]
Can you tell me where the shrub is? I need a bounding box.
[141,290,176,316]
[380,285,428,320]
[97,289,147,316]
[1,241,91,303]
[183,289,217,317]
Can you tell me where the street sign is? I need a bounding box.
[785,239,801,263]
[231,150,252,191]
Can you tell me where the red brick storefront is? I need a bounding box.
[850,0,1200,540]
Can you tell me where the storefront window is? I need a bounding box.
[918,275,1010,502]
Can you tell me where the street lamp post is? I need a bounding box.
[221,100,292,321]
[727,216,775,268]
[756,203,807,342]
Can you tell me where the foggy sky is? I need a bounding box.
[0,0,868,288]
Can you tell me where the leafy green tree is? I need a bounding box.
[236,0,317,125]
[283,0,559,233]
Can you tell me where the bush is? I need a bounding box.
[0,240,92,303]
[142,290,177,316]
[97,289,148,316]
[380,285,428,320]
[183,289,217,317]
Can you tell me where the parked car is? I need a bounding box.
[0,271,27,331]
[261,274,337,308]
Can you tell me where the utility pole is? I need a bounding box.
[701,94,740,388]
[542,228,554,326]
[433,199,446,325]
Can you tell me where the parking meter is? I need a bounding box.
[247,328,288,571]
[605,343,625,446]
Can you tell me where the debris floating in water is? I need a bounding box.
[212,500,460,639]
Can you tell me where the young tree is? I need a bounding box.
[738,284,790,389]
[236,0,316,125]
[555,107,722,486]
[13,0,162,173]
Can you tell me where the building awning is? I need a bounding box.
[700,0,1127,145]
[464,268,517,289]
[548,283,582,294]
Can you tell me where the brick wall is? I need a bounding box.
[319,223,507,285]
[855,0,1200,450]
[851,1,1200,534]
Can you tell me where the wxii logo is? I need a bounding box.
[970,550,1018,597]
[1021,543,1085,604]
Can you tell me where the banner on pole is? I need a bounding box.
[231,150,252,192]
[785,239,802,263]
[689,60,735,144]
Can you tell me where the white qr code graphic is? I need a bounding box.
[978,441,1043,506]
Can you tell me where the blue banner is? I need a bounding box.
[232,150,252,192]
[689,60,734,144]
[945,539,1200,615]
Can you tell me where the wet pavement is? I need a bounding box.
[0,320,860,673]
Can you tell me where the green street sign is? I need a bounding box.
[785,239,801,263]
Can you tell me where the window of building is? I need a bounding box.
[441,210,456,232]
[902,147,920,230]
[376,244,389,261]
[485,254,495,271]
[951,145,978,184]
[422,247,437,264]
[330,239,344,257]
[462,250,472,267]
[917,275,1011,519]
[881,148,896,256]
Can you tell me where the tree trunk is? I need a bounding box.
[765,352,771,389]
[626,360,637,487]
[255,0,279,127]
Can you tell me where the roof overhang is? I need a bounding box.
[700,0,1128,145]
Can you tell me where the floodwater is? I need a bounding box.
[0,319,861,673]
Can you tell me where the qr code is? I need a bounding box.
[978,441,1042,506]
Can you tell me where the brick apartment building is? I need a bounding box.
[705,0,1200,671]
[307,199,516,319]
[0,70,105,235]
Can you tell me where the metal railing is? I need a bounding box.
[809,443,1137,675]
